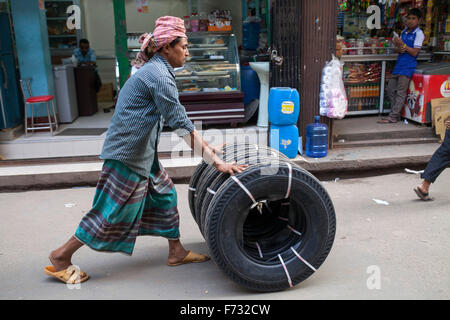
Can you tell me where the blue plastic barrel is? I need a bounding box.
[241,65,260,106]
[305,116,328,158]
[242,22,260,50]
[268,87,300,126]
[270,124,299,159]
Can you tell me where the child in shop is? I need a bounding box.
[378,8,424,124]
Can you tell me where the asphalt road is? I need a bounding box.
[0,170,449,300]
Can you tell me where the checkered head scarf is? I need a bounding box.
[132,16,187,70]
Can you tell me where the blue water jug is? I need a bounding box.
[270,124,299,159]
[305,116,328,158]
[242,22,260,50]
[268,87,300,126]
[241,65,260,106]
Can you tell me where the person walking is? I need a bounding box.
[414,120,450,201]
[378,8,424,124]
[44,16,247,284]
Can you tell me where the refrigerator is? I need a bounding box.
[402,63,450,124]
[53,64,78,123]
[0,12,23,130]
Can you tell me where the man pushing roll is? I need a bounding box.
[44,16,247,284]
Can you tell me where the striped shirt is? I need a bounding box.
[100,54,195,177]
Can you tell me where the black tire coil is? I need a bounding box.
[188,143,336,292]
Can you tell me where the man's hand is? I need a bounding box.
[214,162,248,176]
[445,120,450,130]
[393,36,403,47]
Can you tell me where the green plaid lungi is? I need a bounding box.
[74,158,179,255]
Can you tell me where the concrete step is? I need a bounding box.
[334,137,440,149]
[333,127,436,142]
[1,142,442,191]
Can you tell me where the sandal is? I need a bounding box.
[377,117,398,124]
[414,187,433,201]
[44,265,89,284]
[167,250,210,267]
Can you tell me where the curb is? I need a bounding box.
[0,155,432,192]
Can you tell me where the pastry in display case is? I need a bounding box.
[175,32,245,126]
[175,32,240,93]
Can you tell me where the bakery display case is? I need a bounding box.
[176,32,245,126]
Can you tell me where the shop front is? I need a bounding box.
[336,0,450,119]
[1,0,273,161]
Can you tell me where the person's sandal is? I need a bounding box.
[377,117,398,124]
[414,187,433,201]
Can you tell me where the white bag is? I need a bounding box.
[319,55,348,119]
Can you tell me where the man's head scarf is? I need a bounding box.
[132,16,187,70]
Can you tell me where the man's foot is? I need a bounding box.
[167,250,210,267]
[49,250,72,272]
[414,186,433,201]
[167,247,190,266]
[167,240,210,266]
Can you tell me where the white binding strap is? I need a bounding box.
[278,254,293,288]
[188,187,196,191]
[255,242,263,258]
[207,188,216,195]
[285,162,292,199]
[231,176,257,207]
[287,225,302,236]
[290,247,317,272]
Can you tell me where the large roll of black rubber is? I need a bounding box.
[189,143,336,292]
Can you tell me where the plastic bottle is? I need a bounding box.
[190,13,199,32]
[305,116,328,158]
[183,16,191,32]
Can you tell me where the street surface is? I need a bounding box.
[0,170,449,300]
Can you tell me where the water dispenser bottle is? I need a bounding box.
[305,116,328,158]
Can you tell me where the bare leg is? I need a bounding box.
[167,239,189,265]
[49,236,84,271]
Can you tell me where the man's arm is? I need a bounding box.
[401,44,420,57]
[150,76,247,175]
[183,130,247,175]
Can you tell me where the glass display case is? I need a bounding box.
[341,53,432,115]
[175,32,240,93]
[177,32,245,126]
[343,61,382,114]
[45,0,82,56]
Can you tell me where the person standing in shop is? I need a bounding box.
[378,8,424,124]
[72,38,102,93]
[414,120,450,201]
[44,16,247,284]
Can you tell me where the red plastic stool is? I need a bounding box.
[19,78,58,136]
